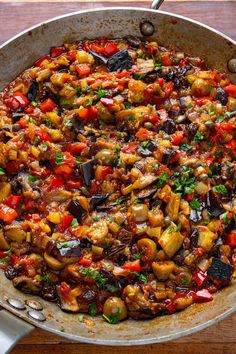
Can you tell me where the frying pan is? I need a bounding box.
[0,1,235,352]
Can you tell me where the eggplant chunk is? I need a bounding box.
[27,81,39,101]
[80,159,97,186]
[57,240,82,257]
[206,190,225,217]
[107,49,133,72]
[90,193,109,210]
[67,199,86,220]
[207,258,233,287]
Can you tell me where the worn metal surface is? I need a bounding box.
[0,7,235,346]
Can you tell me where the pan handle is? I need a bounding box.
[150,0,165,9]
[0,309,34,354]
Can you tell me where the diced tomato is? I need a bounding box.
[54,163,74,176]
[135,128,155,141]
[157,78,165,86]
[66,142,87,155]
[103,42,119,57]
[13,92,29,108]
[60,282,71,300]
[146,114,160,124]
[101,166,113,180]
[217,122,235,132]
[0,204,18,224]
[9,135,21,143]
[193,269,208,287]
[90,43,105,54]
[60,215,74,232]
[77,107,89,120]
[195,97,213,106]
[193,289,213,302]
[161,53,172,66]
[5,195,22,209]
[79,253,93,267]
[4,97,20,110]
[34,55,51,67]
[164,81,174,97]
[122,142,138,153]
[17,116,29,128]
[196,247,204,257]
[6,161,21,174]
[164,299,176,314]
[75,64,91,77]
[66,179,83,189]
[186,193,194,202]
[88,106,98,121]
[225,232,236,247]
[224,84,236,98]
[225,139,236,150]
[116,71,130,79]
[48,175,64,189]
[206,157,214,166]
[40,130,52,142]
[100,98,114,107]
[170,150,181,163]
[122,259,141,272]
[50,47,66,58]
[40,98,56,113]
[171,131,184,145]
[67,50,77,62]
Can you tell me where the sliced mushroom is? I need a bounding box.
[44,252,65,270]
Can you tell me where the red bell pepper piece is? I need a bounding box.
[225,232,236,247]
[60,282,71,300]
[146,114,159,124]
[79,253,93,267]
[13,92,29,108]
[60,215,74,232]
[54,163,74,176]
[122,142,138,153]
[67,50,77,62]
[5,195,22,209]
[186,193,194,202]
[90,43,105,54]
[135,128,155,141]
[171,131,184,145]
[164,81,174,97]
[217,122,235,132]
[101,166,113,179]
[4,97,20,110]
[195,97,213,106]
[225,139,236,150]
[24,106,34,114]
[0,204,18,224]
[100,98,114,107]
[17,117,29,128]
[103,42,119,57]
[50,47,66,58]
[66,179,83,189]
[34,55,51,67]
[193,289,213,302]
[48,175,64,189]
[88,106,98,121]
[77,107,89,120]
[116,71,130,79]
[9,135,21,143]
[193,269,208,287]
[75,64,91,77]
[66,142,87,155]
[40,98,56,113]
[164,299,176,314]
[161,53,172,66]
[6,161,21,174]
[224,84,236,98]
[122,260,141,272]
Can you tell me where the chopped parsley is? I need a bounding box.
[213,185,227,194]
[132,198,141,204]
[209,105,216,116]
[57,242,70,249]
[134,73,146,80]
[19,133,24,141]
[102,308,121,324]
[76,156,82,166]
[113,197,124,206]
[194,132,204,142]
[117,133,123,139]
[96,86,105,99]
[71,218,79,228]
[80,267,107,288]
[157,172,169,188]
[88,303,98,317]
[28,175,38,182]
[0,168,6,175]
[78,314,84,322]
[85,97,93,107]
[84,85,91,92]
[55,151,64,165]
[124,101,132,109]
[131,253,142,260]
[187,103,194,109]
[220,211,229,223]
[114,145,121,153]
[176,223,182,232]
[76,87,82,96]
[180,144,193,152]
[174,168,196,194]
[129,271,148,283]
[34,137,40,146]
[93,216,100,222]
[189,198,201,210]
[41,275,51,282]
[0,257,11,263]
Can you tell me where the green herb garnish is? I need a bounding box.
[97,86,105,99]
[124,101,132,109]
[80,267,107,288]
[71,218,79,228]
[85,97,93,107]
[28,175,38,182]
[190,198,201,210]
[88,303,98,317]
[132,198,141,204]
[57,242,69,249]
[34,137,40,146]
[180,144,193,152]
[102,308,121,324]
[157,172,169,188]
[55,151,64,165]
[213,185,227,194]
[131,253,142,260]
[194,132,204,142]
[0,168,6,175]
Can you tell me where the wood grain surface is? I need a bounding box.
[0,1,235,353]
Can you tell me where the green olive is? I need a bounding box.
[103,297,127,321]
[95,149,116,166]
[129,204,149,222]
[137,238,157,260]
[191,78,211,97]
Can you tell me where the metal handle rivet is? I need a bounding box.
[7,298,26,310]
[140,21,155,36]
[27,310,46,321]
[228,58,236,73]
[25,299,43,311]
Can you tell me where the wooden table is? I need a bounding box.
[0,1,235,353]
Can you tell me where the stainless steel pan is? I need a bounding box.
[0,1,235,352]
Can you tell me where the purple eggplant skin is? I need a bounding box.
[206,190,225,217]
[90,193,109,210]
[107,49,133,72]
[67,199,86,220]
[57,239,82,257]
[207,258,233,287]
[80,159,97,186]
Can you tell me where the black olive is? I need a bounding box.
[57,239,82,257]
[90,193,109,210]
[41,283,57,302]
[216,87,228,106]
[80,288,97,303]
[27,82,39,101]
[107,49,133,72]
[67,199,86,220]
[4,266,18,280]
[207,258,233,287]
[206,190,225,217]
[157,119,176,134]
[80,159,97,187]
